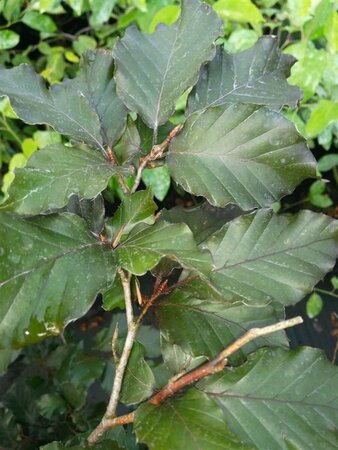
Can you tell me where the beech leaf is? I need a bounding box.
[113,0,223,131]
[158,284,288,363]
[206,209,338,306]
[120,341,155,405]
[0,213,115,348]
[134,389,250,450]
[0,50,127,149]
[115,221,212,276]
[187,37,302,114]
[1,144,131,216]
[200,347,338,450]
[105,189,157,241]
[168,103,316,210]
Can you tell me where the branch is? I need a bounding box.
[150,316,303,405]
[88,269,136,446]
[88,273,170,445]
[90,316,303,436]
[131,124,182,194]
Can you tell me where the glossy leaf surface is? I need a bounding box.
[158,283,288,363]
[115,221,212,276]
[0,50,127,149]
[161,203,242,244]
[2,144,130,215]
[168,103,316,209]
[106,189,157,240]
[200,347,338,450]
[113,0,222,130]
[135,389,250,450]
[206,209,338,306]
[120,341,155,405]
[0,213,115,348]
[187,37,301,114]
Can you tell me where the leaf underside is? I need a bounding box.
[0,213,115,348]
[168,103,316,210]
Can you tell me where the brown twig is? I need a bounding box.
[88,315,303,439]
[150,316,303,405]
[131,124,182,193]
[136,279,169,326]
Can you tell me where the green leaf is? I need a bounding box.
[206,209,338,307]
[22,11,57,33]
[287,48,327,100]
[224,29,259,53]
[135,389,249,450]
[318,154,338,172]
[149,5,181,33]
[36,393,67,419]
[160,203,242,244]
[287,0,320,27]
[113,117,141,165]
[161,337,207,376]
[305,100,338,137]
[309,180,333,208]
[63,194,105,235]
[45,343,106,409]
[3,0,23,22]
[0,30,20,50]
[331,276,338,290]
[158,283,288,363]
[306,292,323,318]
[41,441,123,449]
[113,0,222,130]
[120,341,155,405]
[141,166,171,201]
[73,35,97,54]
[213,0,263,23]
[106,189,157,240]
[0,50,127,149]
[187,37,302,113]
[0,213,116,348]
[115,221,212,276]
[1,144,130,216]
[200,347,338,450]
[102,276,125,311]
[0,348,20,375]
[89,0,116,27]
[168,104,315,210]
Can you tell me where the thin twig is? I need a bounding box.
[88,269,136,446]
[112,323,119,364]
[150,316,303,405]
[89,316,303,436]
[332,339,338,364]
[136,280,169,326]
[131,125,182,194]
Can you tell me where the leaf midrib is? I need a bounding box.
[0,241,102,288]
[213,236,334,273]
[204,391,338,411]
